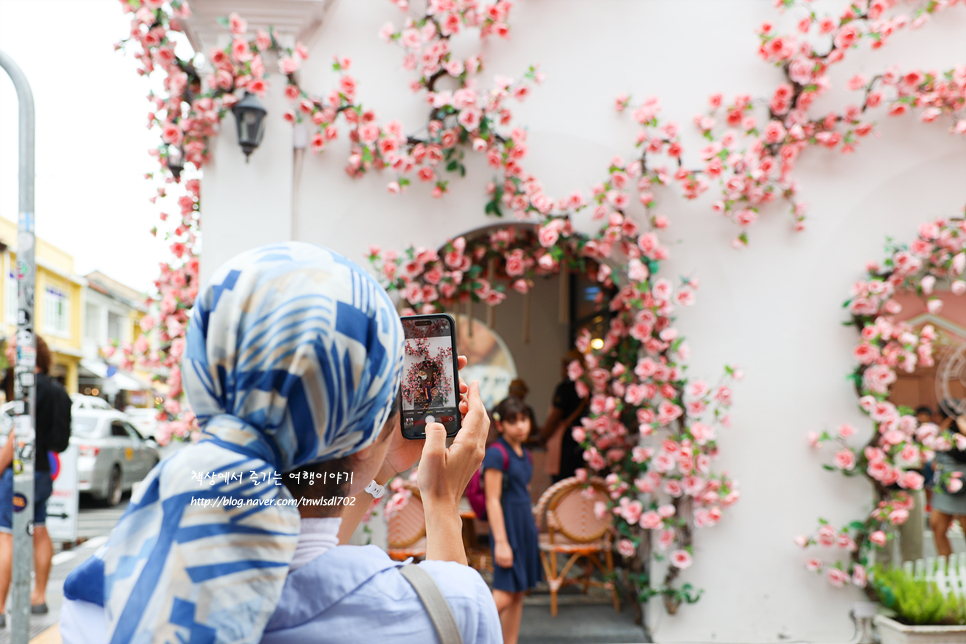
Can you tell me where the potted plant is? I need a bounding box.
[871,565,966,643]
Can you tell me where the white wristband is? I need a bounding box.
[365,480,386,499]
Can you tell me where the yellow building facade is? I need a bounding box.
[0,216,84,394]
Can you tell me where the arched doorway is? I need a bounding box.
[431,223,615,502]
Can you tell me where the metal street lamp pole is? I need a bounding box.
[0,49,38,644]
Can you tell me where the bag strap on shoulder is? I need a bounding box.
[399,563,465,644]
[491,441,510,471]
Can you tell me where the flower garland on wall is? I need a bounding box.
[114,0,963,612]
[281,0,966,247]
[117,0,963,439]
[797,214,966,590]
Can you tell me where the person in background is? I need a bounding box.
[507,378,538,444]
[540,351,589,482]
[929,404,966,557]
[484,397,541,644]
[0,335,72,626]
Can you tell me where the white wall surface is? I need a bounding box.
[197,1,966,640]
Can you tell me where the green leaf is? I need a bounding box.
[216,16,230,27]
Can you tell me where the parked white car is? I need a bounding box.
[71,409,160,505]
[70,394,114,412]
[0,402,160,506]
[0,394,113,428]
[124,407,160,440]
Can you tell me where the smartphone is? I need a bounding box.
[400,313,461,440]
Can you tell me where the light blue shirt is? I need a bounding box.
[61,545,502,644]
[262,545,502,644]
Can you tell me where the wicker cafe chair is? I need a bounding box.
[387,483,426,561]
[535,476,620,617]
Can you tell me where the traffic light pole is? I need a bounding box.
[0,49,38,644]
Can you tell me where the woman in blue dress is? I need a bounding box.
[484,397,542,644]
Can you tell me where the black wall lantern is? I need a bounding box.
[231,91,267,161]
[166,144,185,181]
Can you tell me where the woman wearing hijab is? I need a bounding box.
[60,243,499,644]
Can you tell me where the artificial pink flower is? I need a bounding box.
[617,539,636,558]
[670,550,693,569]
[834,450,856,470]
[826,568,849,588]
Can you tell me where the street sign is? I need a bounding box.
[46,446,78,542]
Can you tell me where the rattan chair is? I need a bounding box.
[386,484,426,561]
[534,476,620,617]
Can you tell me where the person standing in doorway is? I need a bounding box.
[0,335,72,626]
[929,404,966,558]
[540,351,589,482]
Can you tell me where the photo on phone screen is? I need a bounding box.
[400,314,461,439]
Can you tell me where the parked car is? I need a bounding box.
[0,403,160,506]
[69,394,114,412]
[0,394,113,428]
[72,409,160,505]
[124,407,160,440]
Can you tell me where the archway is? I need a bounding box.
[428,223,615,504]
[369,217,739,614]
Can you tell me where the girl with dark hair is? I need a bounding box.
[484,397,541,644]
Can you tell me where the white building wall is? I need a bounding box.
[83,288,137,360]
[195,1,966,641]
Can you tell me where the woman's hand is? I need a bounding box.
[377,356,469,483]
[494,541,514,569]
[417,380,489,508]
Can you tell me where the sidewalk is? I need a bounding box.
[519,585,648,644]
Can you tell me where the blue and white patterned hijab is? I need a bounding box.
[63,242,403,644]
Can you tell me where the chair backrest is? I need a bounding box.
[545,477,611,543]
[387,487,426,549]
[533,476,580,531]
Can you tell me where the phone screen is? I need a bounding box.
[400,314,461,439]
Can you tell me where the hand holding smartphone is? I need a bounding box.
[400,314,462,440]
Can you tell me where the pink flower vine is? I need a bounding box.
[115,0,963,606]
